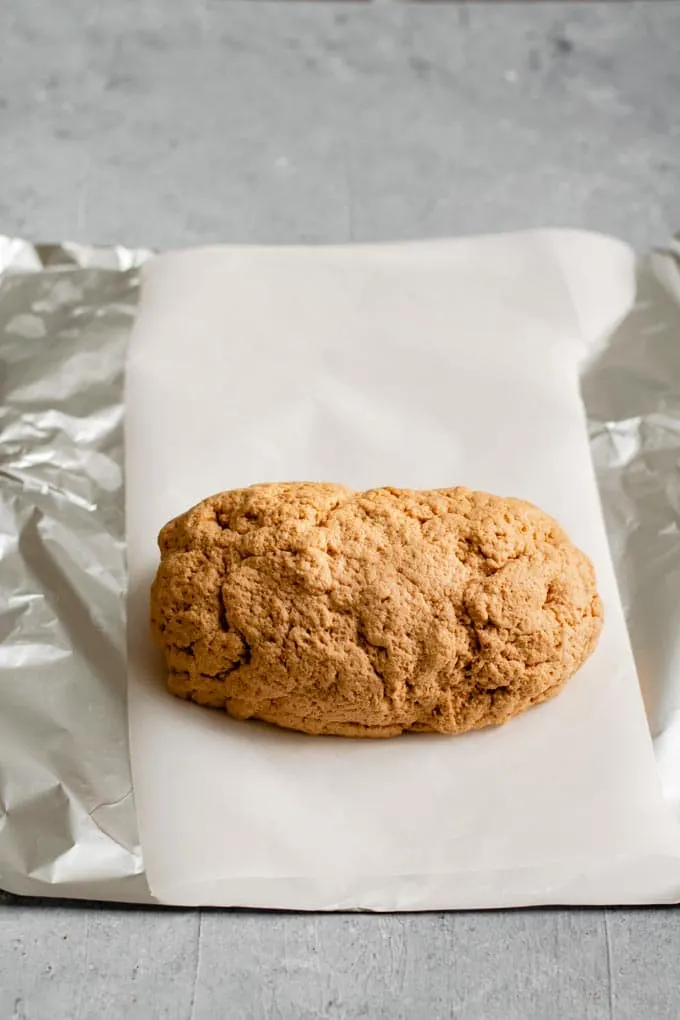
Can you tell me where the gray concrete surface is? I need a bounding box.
[1,1,680,1018]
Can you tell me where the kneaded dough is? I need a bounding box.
[150,483,603,738]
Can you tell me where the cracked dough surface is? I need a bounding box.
[150,483,603,738]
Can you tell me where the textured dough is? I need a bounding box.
[150,483,603,738]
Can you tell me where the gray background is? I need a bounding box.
[1,1,680,1018]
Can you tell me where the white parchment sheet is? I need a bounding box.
[126,231,680,908]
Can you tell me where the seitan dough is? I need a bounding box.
[150,483,603,737]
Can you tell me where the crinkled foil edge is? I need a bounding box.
[0,237,153,901]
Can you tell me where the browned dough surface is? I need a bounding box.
[150,483,602,737]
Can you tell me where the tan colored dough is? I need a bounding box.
[150,483,603,737]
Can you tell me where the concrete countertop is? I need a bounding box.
[1,2,679,1018]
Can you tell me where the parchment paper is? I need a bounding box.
[124,231,680,908]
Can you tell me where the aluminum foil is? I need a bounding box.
[585,238,680,819]
[0,233,679,902]
[0,237,152,901]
